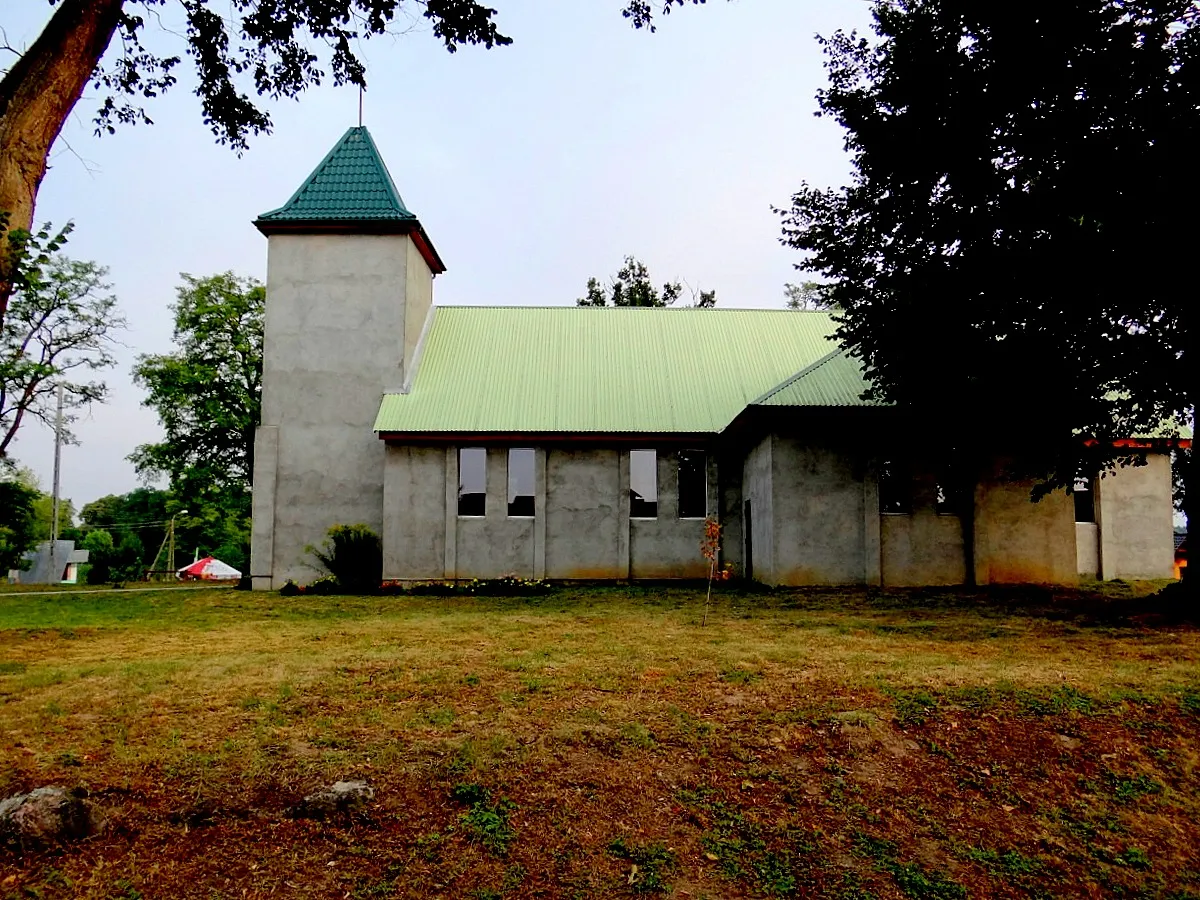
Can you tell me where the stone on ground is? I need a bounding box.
[0,787,97,850]
[289,780,375,819]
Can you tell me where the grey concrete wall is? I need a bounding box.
[404,239,434,381]
[253,233,426,587]
[770,436,868,585]
[544,448,623,579]
[880,464,965,586]
[973,464,1077,585]
[629,450,711,579]
[1097,453,1174,580]
[455,448,536,579]
[881,514,965,586]
[382,444,445,580]
[742,437,775,583]
[379,444,725,581]
[1076,522,1100,578]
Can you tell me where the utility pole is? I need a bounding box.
[168,515,176,575]
[48,384,64,582]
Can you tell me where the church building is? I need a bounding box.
[250,127,1179,589]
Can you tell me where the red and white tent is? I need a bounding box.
[177,556,242,581]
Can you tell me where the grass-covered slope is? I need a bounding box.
[1,585,1198,898]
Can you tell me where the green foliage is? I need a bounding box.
[80,529,114,554]
[892,689,938,727]
[783,281,832,311]
[685,793,818,896]
[1104,771,1163,805]
[31,495,77,542]
[608,838,677,894]
[0,478,38,571]
[962,846,1041,879]
[308,524,382,593]
[0,222,124,457]
[854,833,966,900]
[576,255,716,308]
[86,530,147,584]
[451,783,516,857]
[779,0,1196,507]
[130,273,262,570]
[1114,847,1152,870]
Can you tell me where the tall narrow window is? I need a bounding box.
[508,448,536,517]
[630,449,658,518]
[879,458,911,514]
[936,477,965,516]
[678,450,707,519]
[1074,478,1095,523]
[458,447,486,516]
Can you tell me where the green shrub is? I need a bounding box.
[307,524,382,593]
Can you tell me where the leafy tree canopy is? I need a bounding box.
[576,255,717,308]
[130,272,264,572]
[0,222,124,459]
[784,281,832,311]
[779,0,1195,514]
[0,477,38,571]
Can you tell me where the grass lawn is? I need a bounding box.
[1,584,1198,899]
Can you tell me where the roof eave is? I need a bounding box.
[376,430,718,444]
[253,217,447,275]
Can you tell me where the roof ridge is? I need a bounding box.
[750,347,844,405]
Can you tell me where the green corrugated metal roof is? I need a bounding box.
[375,307,874,435]
[257,126,417,223]
[751,349,886,409]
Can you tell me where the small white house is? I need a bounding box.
[14,540,89,585]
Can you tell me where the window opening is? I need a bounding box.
[678,450,707,519]
[508,448,535,517]
[630,450,658,518]
[936,480,964,516]
[1074,478,1095,524]
[458,447,486,516]
[879,458,911,514]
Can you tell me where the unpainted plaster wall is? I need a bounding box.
[770,436,868,585]
[252,233,429,588]
[741,437,775,583]
[1097,454,1174,580]
[380,445,720,582]
[880,465,965,586]
[973,464,1077,585]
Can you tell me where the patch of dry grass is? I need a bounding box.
[2,585,1198,899]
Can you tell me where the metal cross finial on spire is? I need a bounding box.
[358,85,364,127]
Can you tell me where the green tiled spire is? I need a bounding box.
[257,126,417,224]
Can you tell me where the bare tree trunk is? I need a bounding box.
[0,0,125,323]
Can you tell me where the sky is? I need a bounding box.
[4,0,876,510]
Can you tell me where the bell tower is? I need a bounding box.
[250,126,445,589]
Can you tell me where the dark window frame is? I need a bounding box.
[630,449,659,519]
[457,447,487,517]
[879,458,912,515]
[678,449,707,519]
[507,447,536,518]
[1074,477,1096,524]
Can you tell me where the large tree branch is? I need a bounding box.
[0,0,125,321]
